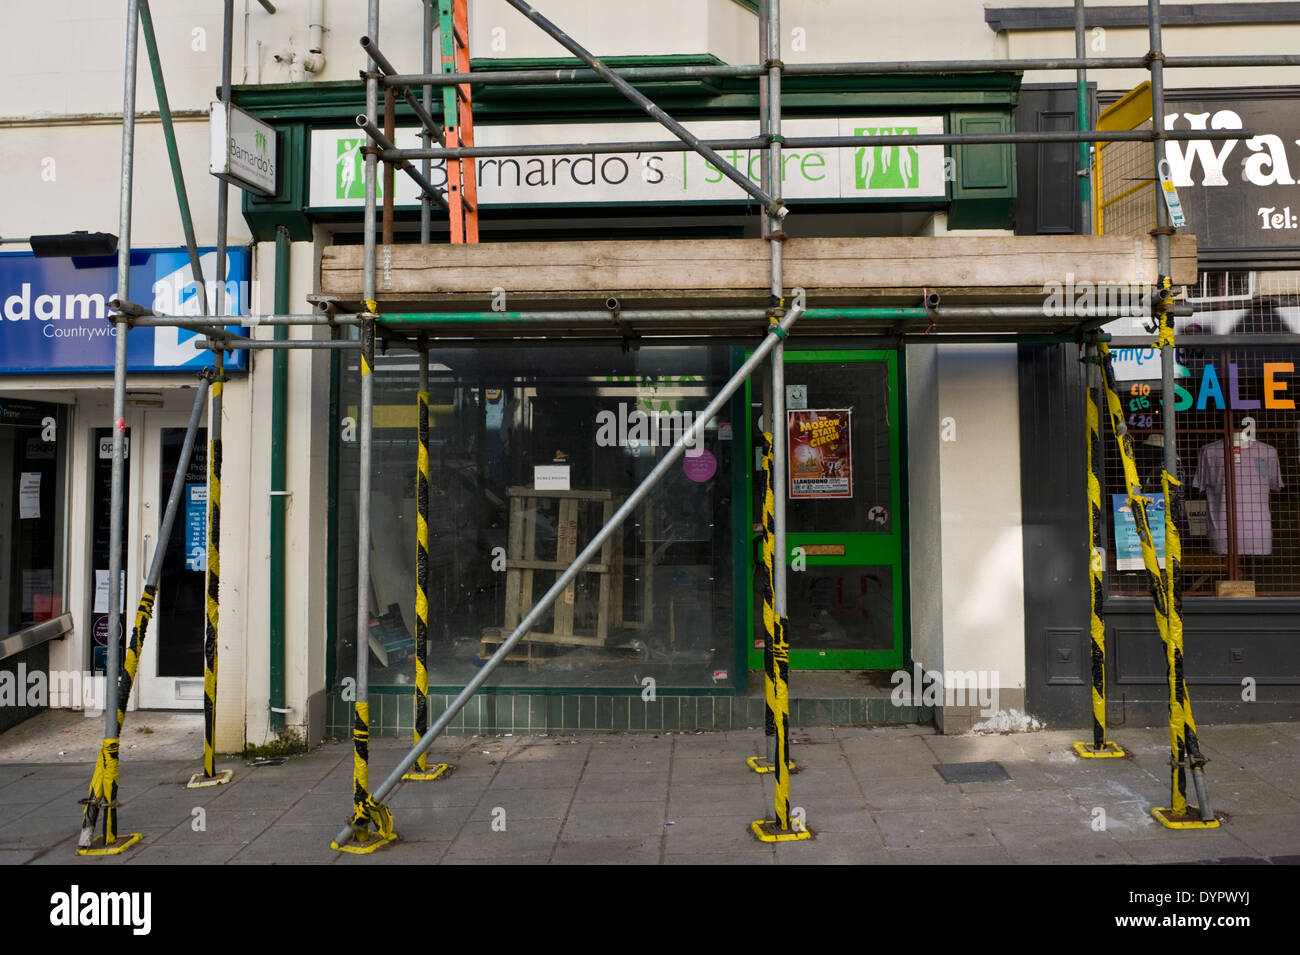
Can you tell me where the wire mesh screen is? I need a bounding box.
[1095,117,1156,236]
[1102,269,1300,597]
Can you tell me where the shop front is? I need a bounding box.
[0,248,250,719]
[228,67,1028,737]
[1022,88,1300,726]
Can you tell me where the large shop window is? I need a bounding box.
[0,399,68,638]
[336,345,739,690]
[1105,271,1300,598]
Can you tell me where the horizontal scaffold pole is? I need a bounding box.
[195,339,361,351]
[384,53,1300,88]
[374,305,1189,325]
[129,313,356,326]
[385,127,1245,162]
[330,303,807,850]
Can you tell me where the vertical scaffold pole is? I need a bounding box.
[1145,0,1216,829]
[751,0,808,844]
[420,0,434,244]
[403,346,448,781]
[334,0,397,854]
[78,0,142,856]
[189,350,234,787]
[1074,345,1124,758]
[746,0,779,779]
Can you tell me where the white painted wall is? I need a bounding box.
[905,345,944,675]
[935,345,1027,695]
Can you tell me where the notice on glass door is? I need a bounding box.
[788,409,853,499]
[19,471,41,518]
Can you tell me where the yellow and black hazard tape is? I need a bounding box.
[77,738,142,855]
[190,413,233,789]
[404,390,448,782]
[332,701,397,853]
[1100,344,1217,827]
[748,429,795,776]
[1074,352,1124,759]
[1151,469,1217,828]
[750,431,809,843]
[361,310,376,377]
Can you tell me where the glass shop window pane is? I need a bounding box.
[1,400,68,637]
[336,345,738,690]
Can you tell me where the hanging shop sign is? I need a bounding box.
[308,116,947,208]
[788,408,853,499]
[0,249,250,374]
[1161,92,1300,253]
[210,101,278,197]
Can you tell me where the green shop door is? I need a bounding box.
[745,350,903,670]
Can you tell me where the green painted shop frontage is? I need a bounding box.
[234,62,1022,736]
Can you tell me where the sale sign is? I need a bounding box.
[788,409,853,499]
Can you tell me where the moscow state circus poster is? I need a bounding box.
[788,409,853,499]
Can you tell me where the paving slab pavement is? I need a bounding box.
[2,715,1299,865]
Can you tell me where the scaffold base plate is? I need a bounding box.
[186,769,235,788]
[331,831,399,854]
[402,762,450,781]
[746,755,797,774]
[1152,807,1222,829]
[76,832,144,856]
[1072,741,1126,758]
[750,820,813,842]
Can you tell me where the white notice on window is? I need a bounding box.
[534,465,571,491]
[93,569,127,614]
[19,472,40,519]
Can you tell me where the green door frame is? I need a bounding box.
[742,348,905,671]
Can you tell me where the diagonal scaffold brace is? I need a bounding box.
[1098,336,1218,828]
[79,372,214,852]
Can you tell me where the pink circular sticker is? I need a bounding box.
[683,449,718,482]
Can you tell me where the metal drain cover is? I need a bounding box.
[935,761,1011,783]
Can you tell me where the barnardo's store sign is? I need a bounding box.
[308,116,947,208]
[1163,93,1300,254]
[0,249,250,374]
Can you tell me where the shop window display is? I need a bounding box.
[335,345,739,689]
[1105,274,1300,597]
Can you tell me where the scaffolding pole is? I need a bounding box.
[333,0,397,855]
[139,0,208,317]
[189,349,234,787]
[384,127,1244,163]
[77,0,142,857]
[1146,0,1216,830]
[385,52,1300,89]
[754,0,807,844]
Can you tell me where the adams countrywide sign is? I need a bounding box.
[1161,93,1300,254]
[308,116,948,208]
[0,249,250,374]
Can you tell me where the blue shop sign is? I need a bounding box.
[0,248,250,374]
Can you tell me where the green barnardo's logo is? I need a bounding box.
[336,138,381,200]
[854,127,919,190]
